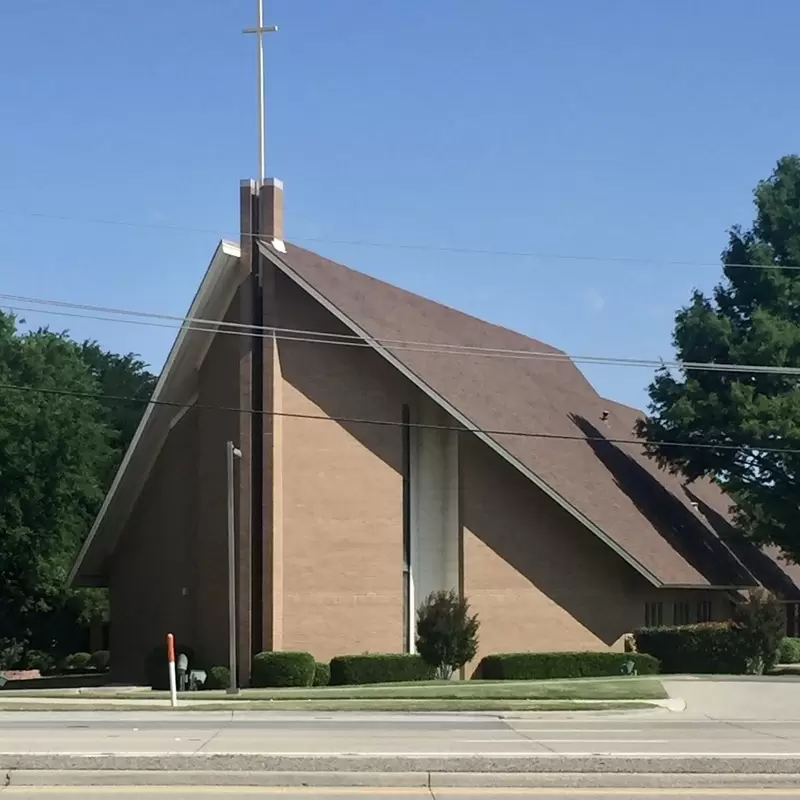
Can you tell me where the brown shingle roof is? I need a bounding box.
[266,241,800,594]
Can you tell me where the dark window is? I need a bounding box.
[673,602,691,626]
[645,602,664,627]
[787,603,800,638]
[696,600,713,623]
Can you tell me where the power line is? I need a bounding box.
[4,291,800,377]
[0,205,797,272]
[0,380,797,456]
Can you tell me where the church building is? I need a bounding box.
[68,178,800,684]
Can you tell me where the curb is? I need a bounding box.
[6,769,800,789]
[2,753,800,775]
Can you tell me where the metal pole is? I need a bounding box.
[226,441,241,694]
[257,0,266,181]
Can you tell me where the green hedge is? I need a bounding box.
[634,623,749,674]
[313,661,331,687]
[251,651,316,687]
[329,654,436,685]
[476,651,660,680]
[204,666,231,690]
[778,637,800,665]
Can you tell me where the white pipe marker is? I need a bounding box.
[167,633,178,708]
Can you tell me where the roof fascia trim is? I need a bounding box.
[258,241,664,588]
[67,239,242,586]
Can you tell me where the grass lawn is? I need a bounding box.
[219,677,666,701]
[0,677,667,705]
[0,699,656,712]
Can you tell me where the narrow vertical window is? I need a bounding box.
[673,602,690,626]
[645,602,663,627]
[696,600,713,623]
[401,404,411,652]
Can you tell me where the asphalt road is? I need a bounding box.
[2,706,800,757]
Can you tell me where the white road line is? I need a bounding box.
[458,739,668,744]
[509,728,643,733]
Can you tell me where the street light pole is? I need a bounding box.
[226,440,243,694]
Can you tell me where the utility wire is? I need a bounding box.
[0,380,797,456]
[4,292,800,377]
[0,206,797,272]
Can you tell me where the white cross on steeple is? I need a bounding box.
[243,0,278,181]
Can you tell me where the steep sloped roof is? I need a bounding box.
[264,241,800,594]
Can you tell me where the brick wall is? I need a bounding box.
[109,408,198,683]
[275,273,417,661]
[462,432,654,665]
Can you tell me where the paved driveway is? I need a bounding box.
[664,675,800,720]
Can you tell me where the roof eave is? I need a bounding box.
[67,239,243,587]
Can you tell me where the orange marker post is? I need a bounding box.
[166,633,178,707]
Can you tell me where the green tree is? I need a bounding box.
[0,312,156,662]
[78,341,156,477]
[637,155,800,561]
[416,590,479,679]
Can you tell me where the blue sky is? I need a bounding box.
[1,0,798,410]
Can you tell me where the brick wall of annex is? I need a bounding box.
[460,434,729,669]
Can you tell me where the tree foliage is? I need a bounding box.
[637,156,800,561]
[0,312,155,662]
[733,589,785,674]
[415,589,479,679]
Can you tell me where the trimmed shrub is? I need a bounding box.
[634,623,748,674]
[66,652,93,672]
[313,661,331,687]
[733,590,785,673]
[416,590,480,679]
[203,666,231,690]
[251,651,316,688]
[90,650,111,673]
[145,644,197,690]
[778,637,800,665]
[22,650,56,674]
[476,651,660,681]
[329,654,436,686]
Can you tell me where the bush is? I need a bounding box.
[634,623,748,674]
[145,643,197,690]
[733,590,785,673]
[251,651,316,687]
[22,650,56,674]
[90,650,110,673]
[778,637,800,665]
[0,639,24,671]
[203,666,231,690]
[476,651,660,681]
[329,654,436,686]
[313,661,331,687]
[65,652,93,672]
[416,590,480,679]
